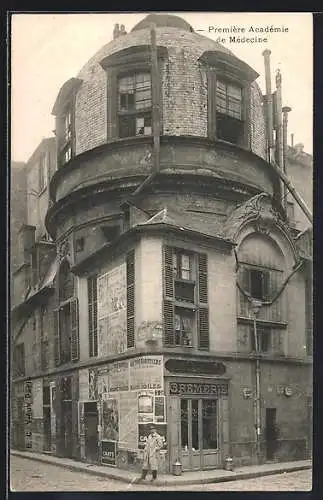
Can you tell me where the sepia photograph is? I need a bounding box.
[9,11,313,492]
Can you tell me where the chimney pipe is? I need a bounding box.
[282,106,292,210]
[291,133,294,148]
[150,23,160,173]
[262,50,274,160]
[275,69,283,170]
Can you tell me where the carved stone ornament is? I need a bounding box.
[58,239,71,262]
[223,193,282,240]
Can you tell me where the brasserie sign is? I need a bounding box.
[169,382,228,396]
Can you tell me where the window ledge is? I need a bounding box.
[237,316,288,329]
[174,300,196,310]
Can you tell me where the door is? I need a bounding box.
[265,408,278,461]
[84,402,99,463]
[43,406,51,451]
[180,398,220,471]
[17,398,25,449]
[62,400,73,458]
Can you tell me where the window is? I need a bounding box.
[174,309,194,346]
[39,153,48,192]
[163,246,209,349]
[251,326,271,353]
[55,261,79,365]
[118,72,152,138]
[249,269,269,300]
[75,237,85,253]
[88,276,98,357]
[202,400,218,449]
[14,343,25,377]
[216,79,244,144]
[59,106,73,166]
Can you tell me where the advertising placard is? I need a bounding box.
[138,423,167,450]
[102,398,119,441]
[101,440,117,466]
[108,361,130,392]
[130,356,163,391]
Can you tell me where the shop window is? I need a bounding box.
[181,399,188,450]
[174,309,194,346]
[202,400,218,449]
[88,275,98,358]
[118,72,152,138]
[191,399,199,450]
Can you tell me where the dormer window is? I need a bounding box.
[52,77,83,168]
[199,50,259,148]
[118,72,152,138]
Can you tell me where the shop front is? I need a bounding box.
[165,360,230,472]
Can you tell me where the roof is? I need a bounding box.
[131,13,194,33]
[137,206,228,240]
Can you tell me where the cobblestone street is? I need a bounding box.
[10,456,312,492]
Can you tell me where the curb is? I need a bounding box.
[11,452,311,487]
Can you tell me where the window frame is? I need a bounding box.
[174,307,195,347]
[57,100,75,167]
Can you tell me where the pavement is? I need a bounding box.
[11,450,312,487]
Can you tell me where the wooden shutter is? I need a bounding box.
[197,252,209,350]
[70,298,79,362]
[88,276,98,357]
[198,306,209,350]
[53,309,60,366]
[126,249,135,348]
[163,300,175,345]
[164,245,174,298]
[198,253,208,304]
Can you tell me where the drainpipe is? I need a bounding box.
[251,299,262,465]
[262,50,274,162]
[282,106,292,211]
[131,23,160,198]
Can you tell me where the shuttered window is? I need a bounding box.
[162,246,209,350]
[70,298,79,361]
[126,249,135,348]
[88,276,98,357]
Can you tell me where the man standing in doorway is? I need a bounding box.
[138,425,163,482]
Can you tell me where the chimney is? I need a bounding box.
[113,23,120,39]
[262,50,274,160]
[291,133,294,148]
[282,106,292,210]
[274,68,283,170]
[294,143,304,155]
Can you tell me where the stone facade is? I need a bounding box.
[11,14,312,472]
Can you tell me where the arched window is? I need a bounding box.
[54,261,79,365]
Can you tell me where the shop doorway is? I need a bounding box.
[43,385,51,452]
[180,398,220,470]
[61,400,73,457]
[265,408,278,461]
[84,402,99,463]
[16,398,25,449]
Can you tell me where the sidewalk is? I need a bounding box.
[11,450,312,487]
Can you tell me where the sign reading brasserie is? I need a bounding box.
[130,356,163,391]
[169,382,228,396]
[101,440,117,466]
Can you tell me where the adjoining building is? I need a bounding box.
[11,13,312,472]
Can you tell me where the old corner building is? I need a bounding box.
[11,13,313,473]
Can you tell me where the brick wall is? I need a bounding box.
[73,27,267,159]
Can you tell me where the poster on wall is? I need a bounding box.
[107,311,127,355]
[79,369,90,401]
[107,264,126,315]
[138,391,154,423]
[24,380,33,449]
[130,356,163,391]
[119,392,138,449]
[32,379,43,419]
[89,368,98,400]
[102,399,119,441]
[97,274,108,319]
[138,423,167,450]
[108,361,129,392]
[154,396,166,423]
[98,317,109,357]
[98,368,109,400]
[101,440,117,466]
